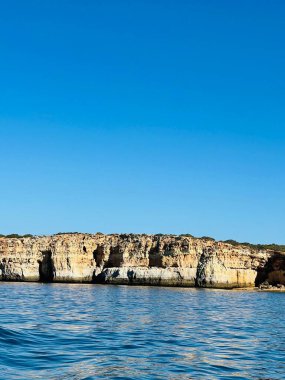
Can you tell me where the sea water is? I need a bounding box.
[0,282,284,379]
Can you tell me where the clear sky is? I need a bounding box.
[0,0,284,243]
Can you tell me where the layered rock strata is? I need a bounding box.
[0,234,284,288]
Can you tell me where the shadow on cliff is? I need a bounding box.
[38,250,55,282]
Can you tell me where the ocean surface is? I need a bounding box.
[0,283,284,380]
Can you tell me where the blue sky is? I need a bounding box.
[0,0,284,243]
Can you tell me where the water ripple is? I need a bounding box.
[0,283,284,379]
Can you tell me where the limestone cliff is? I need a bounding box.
[0,234,284,288]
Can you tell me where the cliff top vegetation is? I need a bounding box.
[0,233,284,253]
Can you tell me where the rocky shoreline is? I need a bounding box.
[0,233,284,289]
[258,281,285,291]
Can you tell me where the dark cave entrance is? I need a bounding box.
[255,252,285,287]
[38,250,54,282]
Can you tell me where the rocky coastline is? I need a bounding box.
[0,233,284,289]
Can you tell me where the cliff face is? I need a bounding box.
[0,234,284,288]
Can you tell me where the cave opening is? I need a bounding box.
[38,250,54,282]
[93,246,105,267]
[255,252,285,287]
[148,243,162,267]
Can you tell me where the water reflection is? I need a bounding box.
[0,283,284,379]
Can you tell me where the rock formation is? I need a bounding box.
[0,233,284,288]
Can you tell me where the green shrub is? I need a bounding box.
[2,234,34,238]
[5,234,22,238]
[200,236,215,241]
[224,240,285,252]
[55,232,79,235]
[224,239,239,246]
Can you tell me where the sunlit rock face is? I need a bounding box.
[0,234,283,288]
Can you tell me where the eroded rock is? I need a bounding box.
[0,234,284,288]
